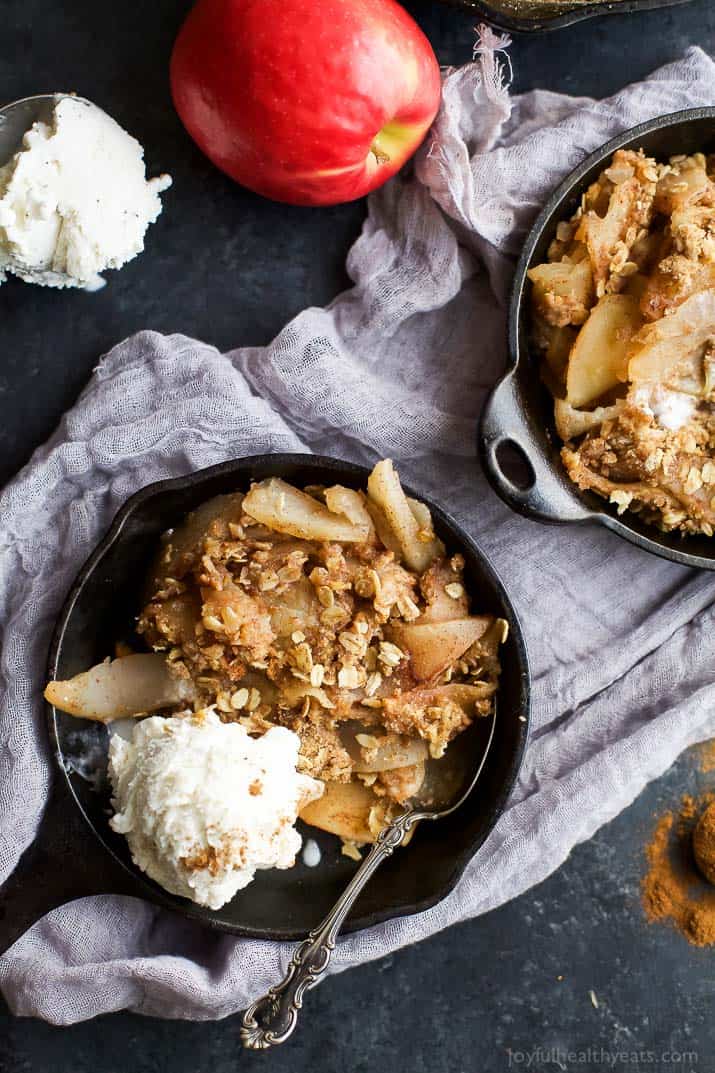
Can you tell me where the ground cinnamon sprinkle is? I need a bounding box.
[693,800,715,885]
[641,793,715,948]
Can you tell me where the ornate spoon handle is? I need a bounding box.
[241,808,417,1049]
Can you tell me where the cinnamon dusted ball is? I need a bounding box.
[693,801,715,886]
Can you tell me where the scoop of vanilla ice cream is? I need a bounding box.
[631,384,697,431]
[108,711,323,910]
[0,96,171,290]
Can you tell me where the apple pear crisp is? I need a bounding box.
[530,147,715,536]
[46,460,505,853]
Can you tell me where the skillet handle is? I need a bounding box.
[241,810,417,1049]
[480,372,593,524]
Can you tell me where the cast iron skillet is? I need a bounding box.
[442,0,692,34]
[480,108,715,571]
[46,454,530,940]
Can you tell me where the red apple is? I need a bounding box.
[170,0,441,206]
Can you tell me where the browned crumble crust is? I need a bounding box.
[531,148,715,536]
[137,482,504,813]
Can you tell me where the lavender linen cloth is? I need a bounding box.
[2,40,715,1024]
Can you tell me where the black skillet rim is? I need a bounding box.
[484,107,715,570]
[441,0,693,35]
[46,453,530,940]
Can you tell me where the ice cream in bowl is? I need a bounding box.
[45,455,529,937]
[0,93,170,290]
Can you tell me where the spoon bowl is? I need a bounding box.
[415,710,497,815]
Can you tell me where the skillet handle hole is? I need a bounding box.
[493,440,536,493]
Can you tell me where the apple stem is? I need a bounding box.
[370,143,390,166]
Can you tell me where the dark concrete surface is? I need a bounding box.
[1,0,715,1069]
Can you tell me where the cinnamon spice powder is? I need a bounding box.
[641,793,715,947]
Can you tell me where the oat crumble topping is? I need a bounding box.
[135,463,505,841]
[530,148,715,537]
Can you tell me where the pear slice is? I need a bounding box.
[628,290,715,394]
[45,653,194,722]
[389,616,492,682]
[528,257,594,327]
[341,725,428,773]
[367,459,442,573]
[243,478,370,542]
[147,492,245,595]
[566,293,642,408]
[419,561,470,623]
[324,486,376,538]
[300,779,377,843]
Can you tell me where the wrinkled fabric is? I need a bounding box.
[2,42,715,1023]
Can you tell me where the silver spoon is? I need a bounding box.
[241,704,497,1049]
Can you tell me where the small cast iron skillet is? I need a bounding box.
[441,0,692,35]
[480,108,715,571]
[46,454,530,940]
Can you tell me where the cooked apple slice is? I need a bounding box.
[365,488,443,565]
[640,257,715,322]
[406,496,444,563]
[383,682,497,726]
[628,290,715,393]
[201,580,275,658]
[389,616,492,682]
[654,162,712,215]
[341,726,428,772]
[566,293,642,408]
[528,258,594,327]
[324,485,376,538]
[419,560,469,623]
[170,491,245,548]
[300,778,377,843]
[430,682,498,705]
[554,398,624,441]
[576,152,656,285]
[243,478,371,542]
[367,459,439,573]
[263,575,320,638]
[381,682,497,751]
[365,497,402,557]
[147,492,245,593]
[44,653,194,722]
[140,590,202,648]
[377,762,425,804]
